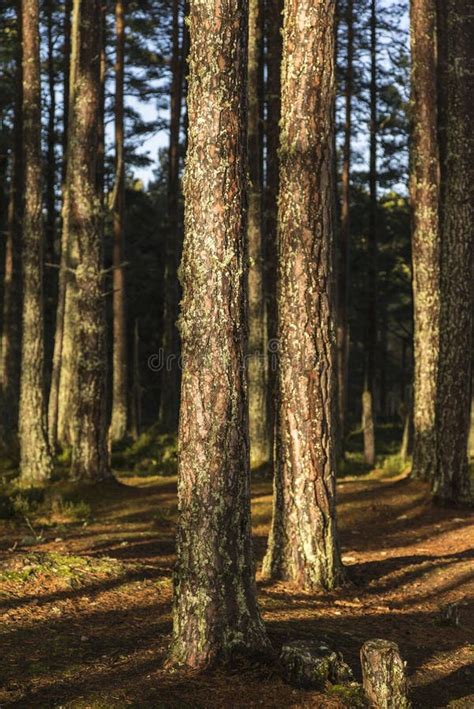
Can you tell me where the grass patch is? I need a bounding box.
[112,425,177,476]
[0,551,124,584]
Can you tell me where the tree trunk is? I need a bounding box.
[433,0,473,503]
[410,0,439,481]
[170,0,269,668]
[19,0,54,485]
[159,0,184,433]
[337,0,353,449]
[263,0,282,468]
[361,639,410,709]
[262,0,344,590]
[45,0,57,264]
[363,0,377,467]
[0,0,23,448]
[67,0,110,482]
[109,0,128,442]
[48,0,75,450]
[247,0,269,468]
[130,319,141,440]
[48,0,72,450]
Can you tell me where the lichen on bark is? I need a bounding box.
[262,0,344,590]
[169,0,269,669]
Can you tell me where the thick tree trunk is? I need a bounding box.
[263,0,282,467]
[19,0,54,485]
[67,0,110,482]
[247,0,269,468]
[337,0,353,448]
[48,0,72,451]
[170,0,269,668]
[363,0,377,467]
[0,0,23,447]
[433,0,473,503]
[262,0,344,590]
[159,0,184,433]
[109,0,128,442]
[410,0,439,481]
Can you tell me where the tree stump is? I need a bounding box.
[361,639,410,708]
[280,640,353,689]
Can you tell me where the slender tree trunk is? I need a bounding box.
[19,0,54,485]
[45,0,57,264]
[363,0,377,467]
[159,0,184,432]
[130,319,141,440]
[264,0,282,467]
[337,0,353,447]
[109,0,128,442]
[48,0,74,449]
[247,0,269,467]
[410,0,439,481]
[262,0,344,590]
[67,0,110,481]
[433,0,473,503]
[170,0,269,668]
[0,0,23,447]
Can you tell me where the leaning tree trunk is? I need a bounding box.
[337,0,353,450]
[433,0,473,503]
[109,0,128,443]
[362,0,378,467]
[247,0,269,468]
[67,0,111,482]
[169,0,269,668]
[410,0,439,482]
[158,0,185,433]
[0,0,23,448]
[262,0,345,590]
[19,0,54,486]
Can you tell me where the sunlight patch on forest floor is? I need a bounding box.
[0,468,473,707]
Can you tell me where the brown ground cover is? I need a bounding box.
[0,472,473,708]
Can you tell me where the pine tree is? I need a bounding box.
[109,0,128,442]
[337,0,353,447]
[0,0,22,448]
[410,0,439,481]
[18,0,54,485]
[362,0,377,467]
[170,0,269,667]
[247,0,269,467]
[263,0,345,590]
[433,0,473,503]
[66,0,110,481]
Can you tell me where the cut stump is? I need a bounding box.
[280,640,353,689]
[360,639,410,708]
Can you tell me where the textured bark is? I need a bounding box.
[0,0,23,446]
[280,641,353,689]
[48,0,73,450]
[263,0,282,465]
[170,0,269,668]
[159,0,184,433]
[361,639,410,709]
[363,0,377,467]
[67,0,110,481]
[433,0,473,503]
[109,0,128,442]
[337,0,353,446]
[410,0,439,481]
[247,0,269,467]
[19,0,54,485]
[262,0,344,590]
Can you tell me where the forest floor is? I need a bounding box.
[0,452,473,707]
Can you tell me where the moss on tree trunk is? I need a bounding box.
[169,0,269,669]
